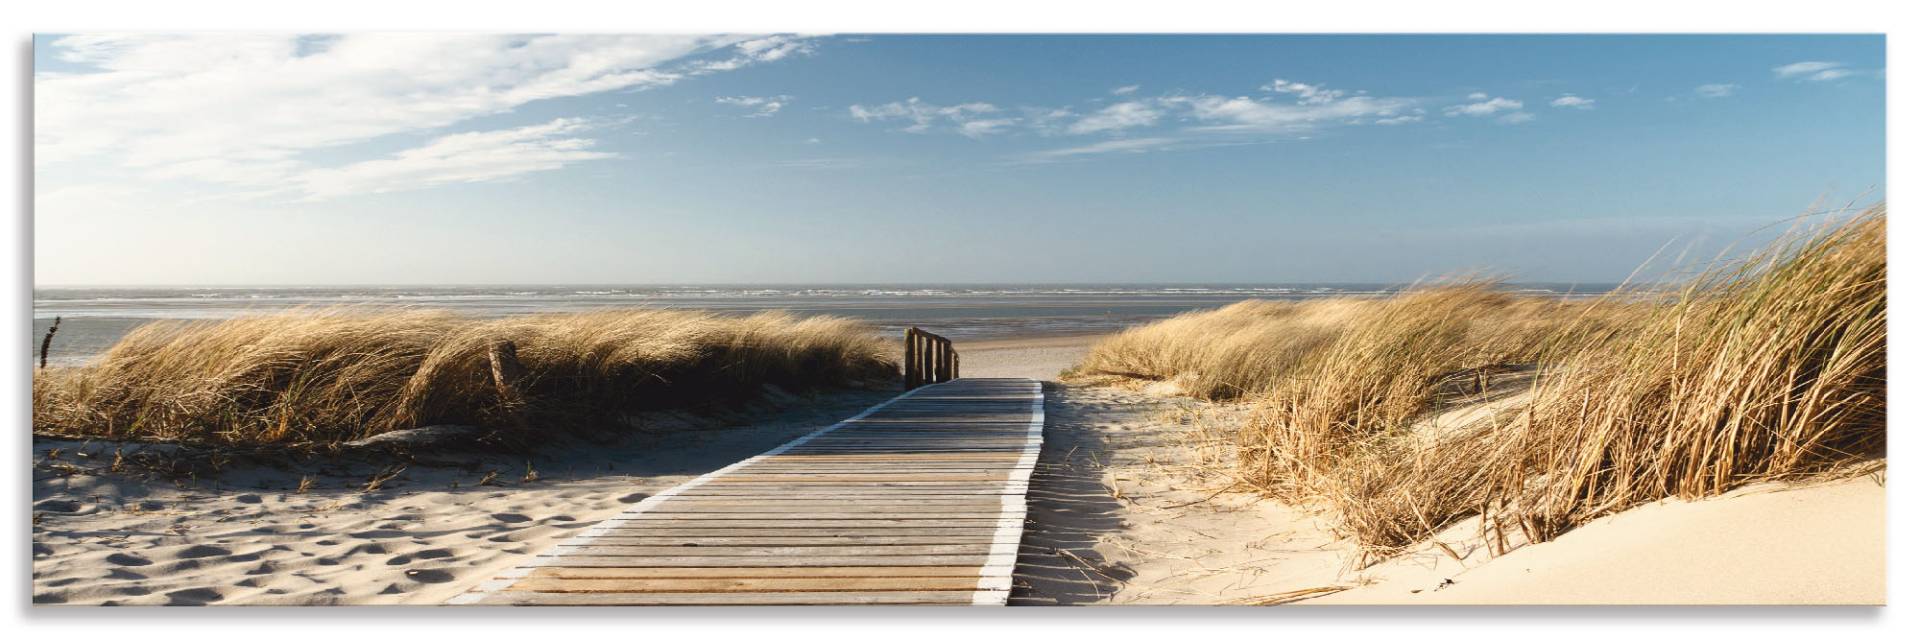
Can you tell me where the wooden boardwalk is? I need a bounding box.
[448,378,1044,606]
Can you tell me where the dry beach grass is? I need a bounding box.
[32,309,895,448]
[1068,205,1887,564]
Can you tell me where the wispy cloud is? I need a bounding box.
[1550,94,1596,109]
[687,35,816,72]
[36,34,811,198]
[1166,93,1417,133]
[1066,101,1161,134]
[1444,94,1524,117]
[1694,83,1739,98]
[716,95,790,117]
[1260,78,1346,105]
[1016,137,1180,163]
[772,157,864,170]
[1375,112,1425,126]
[856,78,1598,162]
[848,98,1013,137]
[1773,60,1856,82]
[294,118,614,201]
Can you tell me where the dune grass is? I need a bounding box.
[32,309,896,448]
[1070,205,1887,562]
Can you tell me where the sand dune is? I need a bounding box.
[1016,383,1885,606]
[1321,475,1884,605]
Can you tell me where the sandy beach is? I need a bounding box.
[27,332,1101,605]
[33,330,1885,606]
[954,334,1100,380]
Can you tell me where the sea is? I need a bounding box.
[30,284,1615,366]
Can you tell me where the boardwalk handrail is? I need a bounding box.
[903,327,958,389]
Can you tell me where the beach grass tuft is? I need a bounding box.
[1071,204,1886,562]
[32,309,896,448]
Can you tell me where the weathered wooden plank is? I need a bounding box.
[700,476,1017,482]
[534,555,994,568]
[604,519,1018,529]
[646,503,1005,513]
[551,544,991,557]
[476,590,980,605]
[614,514,1005,522]
[590,526,1013,537]
[509,576,987,593]
[450,378,1043,606]
[557,536,997,547]
[529,566,984,579]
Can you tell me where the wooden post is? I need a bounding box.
[903,328,958,388]
[903,329,918,390]
[922,334,934,384]
[38,316,60,369]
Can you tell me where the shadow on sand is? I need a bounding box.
[1009,382,1137,605]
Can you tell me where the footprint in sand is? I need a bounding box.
[164,587,224,605]
[175,545,231,559]
[403,568,454,584]
[386,547,455,566]
[490,513,531,524]
[235,494,264,504]
[34,499,99,516]
[617,492,651,504]
[348,529,411,539]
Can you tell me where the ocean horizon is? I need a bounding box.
[33,283,1617,365]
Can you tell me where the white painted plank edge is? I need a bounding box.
[972,379,1043,606]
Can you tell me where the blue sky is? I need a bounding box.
[33,34,1884,286]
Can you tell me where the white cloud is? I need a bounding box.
[1018,137,1180,163]
[1375,112,1425,126]
[1444,95,1524,117]
[716,95,790,117]
[1066,101,1161,134]
[1498,112,1536,125]
[1111,84,1140,95]
[854,78,1421,141]
[1695,83,1739,98]
[1262,78,1345,105]
[36,33,808,197]
[1165,93,1416,133]
[688,35,816,72]
[958,118,1019,138]
[1550,94,1596,109]
[293,118,615,201]
[1773,61,1855,82]
[848,98,1011,137]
